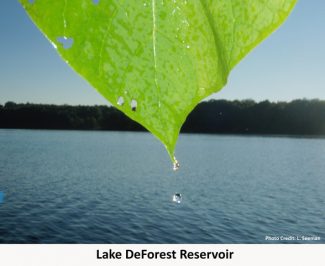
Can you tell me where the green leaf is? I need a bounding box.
[19,0,297,162]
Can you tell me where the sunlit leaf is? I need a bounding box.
[19,0,297,162]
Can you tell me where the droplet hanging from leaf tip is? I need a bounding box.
[173,157,180,171]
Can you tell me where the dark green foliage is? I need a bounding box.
[1,99,325,135]
[0,102,144,132]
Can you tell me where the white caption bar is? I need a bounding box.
[0,244,324,266]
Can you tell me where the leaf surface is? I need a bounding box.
[20,0,297,161]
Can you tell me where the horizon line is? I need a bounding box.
[1,97,325,107]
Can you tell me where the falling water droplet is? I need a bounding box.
[172,193,182,204]
[173,157,180,171]
[171,157,181,203]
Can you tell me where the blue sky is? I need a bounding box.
[0,0,324,105]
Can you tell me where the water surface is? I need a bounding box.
[0,129,324,243]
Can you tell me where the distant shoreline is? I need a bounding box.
[1,99,325,135]
[1,128,325,141]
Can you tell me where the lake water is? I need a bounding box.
[0,129,324,243]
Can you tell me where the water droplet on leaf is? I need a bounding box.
[117,96,124,106]
[131,99,137,111]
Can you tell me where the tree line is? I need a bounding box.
[1,99,325,135]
